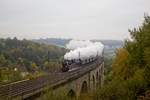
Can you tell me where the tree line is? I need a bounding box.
[0,38,66,84]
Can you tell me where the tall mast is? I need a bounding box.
[79,51,80,59]
[97,51,99,57]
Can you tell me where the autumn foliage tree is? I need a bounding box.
[92,15,150,100]
[112,48,130,80]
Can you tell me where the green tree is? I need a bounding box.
[92,15,150,100]
[112,48,131,80]
[31,62,38,72]
[0,54,8,67]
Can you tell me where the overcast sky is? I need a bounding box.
[0,0,150,40]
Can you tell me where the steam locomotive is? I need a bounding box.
[61,49,104,72]
[61,57,98,72]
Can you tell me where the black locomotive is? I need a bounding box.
[61,56,99,72]
[61,46,104,72]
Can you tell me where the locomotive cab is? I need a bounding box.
[61,60,69,72]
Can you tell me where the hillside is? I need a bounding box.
[32,38,71,47]
[0,38,67,83]
[0,38,67,67]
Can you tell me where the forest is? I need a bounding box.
[0,38,66,84]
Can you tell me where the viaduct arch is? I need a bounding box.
[81,81,88,93]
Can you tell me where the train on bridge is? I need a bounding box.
[62,40,104,72]
[0,40,105,99]
[61,52,103,72]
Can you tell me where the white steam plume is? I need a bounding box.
[66,40,93,50]
[64,40,104,60]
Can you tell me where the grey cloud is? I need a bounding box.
[0,0,150,40]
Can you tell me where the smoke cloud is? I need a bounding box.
[66,40,93,50]
[64,40,104,60]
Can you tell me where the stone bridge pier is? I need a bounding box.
[53,61,104,98]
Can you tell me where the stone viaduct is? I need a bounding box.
[53,58,104,97]
[0,57,104,100]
